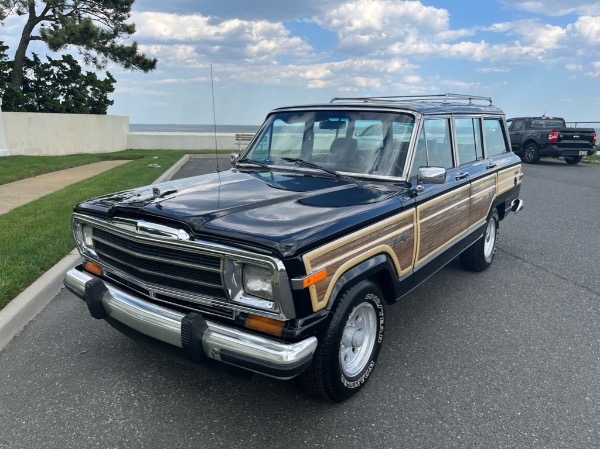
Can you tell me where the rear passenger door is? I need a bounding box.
[411,117,471,268]
[453,117,496,230]
[508,119,526,152]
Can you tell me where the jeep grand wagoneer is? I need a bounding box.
[65,94,524,402]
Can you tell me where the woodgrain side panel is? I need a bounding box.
[497,165,522,195]
[416,186,470,265]
[469,174,496,228]
[303,210,415,311]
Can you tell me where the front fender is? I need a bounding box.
[325,253,401,311]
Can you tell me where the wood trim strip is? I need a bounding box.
[303,209,415,311]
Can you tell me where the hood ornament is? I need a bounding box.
[135,220,191,241]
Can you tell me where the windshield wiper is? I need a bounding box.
[281,157,343,178]
[235,158,271,170]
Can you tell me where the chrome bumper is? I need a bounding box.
[64,266,317,379]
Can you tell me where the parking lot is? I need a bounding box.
[0,158,599,449]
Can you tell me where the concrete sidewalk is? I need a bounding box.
[0,160,130,215]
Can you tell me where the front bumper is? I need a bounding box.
[64,265,317,379]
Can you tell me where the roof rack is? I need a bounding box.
[330,93,493,106]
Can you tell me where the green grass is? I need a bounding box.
[0,149,227,310]
[583,151,600,164]
[0,150,229,185]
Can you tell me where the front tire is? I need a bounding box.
[522,143,540,163]
[460,210,499,272]
[564,155,583,165]
[299,280,385,402]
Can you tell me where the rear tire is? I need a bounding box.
[522,143,540,164]
[564,155,583,165]
[299,280,385,402]
[460,210,499,272]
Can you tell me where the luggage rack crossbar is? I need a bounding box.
[330,93,493,106]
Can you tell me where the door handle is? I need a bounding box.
[485,162,497,169]
[455,173,468,180]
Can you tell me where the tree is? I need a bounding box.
[0,0,156,89]
[1,42,116,114]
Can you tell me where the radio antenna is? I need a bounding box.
[210,64,220,173]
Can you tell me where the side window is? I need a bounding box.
[411,128,428,178]
[424,118,453,169]
[410,118,453,177]
[511,120,525,132]
[454,118,483,164]
[483,118,509,157]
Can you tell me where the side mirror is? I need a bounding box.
[230,153,240,166]
[417,166,446,184]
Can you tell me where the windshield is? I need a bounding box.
[242,110,416,178]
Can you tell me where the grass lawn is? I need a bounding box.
[583,152,600,164]
[0,149,227,310]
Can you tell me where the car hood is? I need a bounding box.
[75,169,408,257]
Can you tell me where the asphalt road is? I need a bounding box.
[1,158,599,449]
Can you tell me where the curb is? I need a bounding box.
[0,157,189,352]
[0,250,81,351]
[154,154,190,184]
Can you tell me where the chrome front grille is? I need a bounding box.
[92,227,234,318]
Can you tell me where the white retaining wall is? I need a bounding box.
[127,132,242,151]
[2,112,129,155]
[0,111,247,155]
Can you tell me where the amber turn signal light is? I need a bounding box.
[302,269,327,288]
[245,315,285,336]
[84,261,103,276]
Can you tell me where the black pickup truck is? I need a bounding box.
[507,116,596,164]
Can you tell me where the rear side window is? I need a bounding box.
[530,119,564,129]
[454,118,483,164]
[483,119,508,157]
[510,120,526,131]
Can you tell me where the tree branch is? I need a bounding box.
[27,0,35,17]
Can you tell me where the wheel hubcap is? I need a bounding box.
[484,218,496,260]
[340,302,377,377]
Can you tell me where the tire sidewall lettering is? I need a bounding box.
[339,290,384,390]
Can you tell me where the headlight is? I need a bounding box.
[73,221,97,257]
[243,265,273,300]
[82,225,94,248]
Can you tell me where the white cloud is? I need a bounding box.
[133,12,313,64]
[589,61,600,77]
[477,67,511,73]
[566,16,600,44]
[488,20,566,49]
[500,0,600,16]
[313,0,470,56]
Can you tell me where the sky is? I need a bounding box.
[2,0,600,125]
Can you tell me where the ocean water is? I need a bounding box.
[130,124,260,133]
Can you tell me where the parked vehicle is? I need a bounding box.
[507,116,596,164]
[64,94,524,402]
